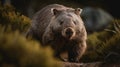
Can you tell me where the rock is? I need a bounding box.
[81,7,113,33]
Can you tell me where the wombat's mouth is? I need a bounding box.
[62,27,75,40]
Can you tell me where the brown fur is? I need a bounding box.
[26,4,87,62]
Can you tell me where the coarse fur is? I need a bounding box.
[26,4,87,62]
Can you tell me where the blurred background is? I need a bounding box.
[1,0,119,33]
[1,0,120,18]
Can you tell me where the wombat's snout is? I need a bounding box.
[62,27,75,39]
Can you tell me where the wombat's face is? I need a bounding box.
[50,8,84,40]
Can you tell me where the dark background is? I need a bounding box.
[2,0,120,18]
[4,0,119,19]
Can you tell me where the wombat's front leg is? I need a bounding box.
[68,41,86,62]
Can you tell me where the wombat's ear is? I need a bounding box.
[75,8,82,15]
[51,8,61,16]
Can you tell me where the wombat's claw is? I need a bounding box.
[69,58,79,63]
[57,56,68,62]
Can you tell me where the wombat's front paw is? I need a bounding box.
[69,58,79,63]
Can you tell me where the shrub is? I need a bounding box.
[82,19,120,62]
[97,19,120,55]
[0,3,30,33]
[0,26,60,67]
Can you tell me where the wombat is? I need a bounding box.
[26,4,87,62]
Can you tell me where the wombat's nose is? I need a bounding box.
[62,27,75,39]
[65,28,73,36]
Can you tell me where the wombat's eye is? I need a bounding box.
[73,21,77,25]
[60,21,64,25]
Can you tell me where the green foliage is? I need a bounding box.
[0,4,31,33]
[105,19,120,34]
[81,32,104,62]
[0,3,60,67]
[0,26,60,67]
[98,33,120,55]
[87,32,103,48]
[82,19,120,62]
[97,20,120,55]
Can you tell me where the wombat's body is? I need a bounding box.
[26,4,87,62]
